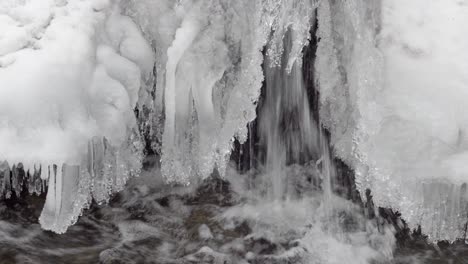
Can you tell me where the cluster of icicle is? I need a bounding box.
[0,0,318,233]
[0,0,152,233]
[0,135,142,233]
[3,0,466,243]
[124,0,318,184]
[315,0,468,242]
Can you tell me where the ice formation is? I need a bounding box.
[0,0,153,233]
[0,0,318,232]
[0,0,466,245]
[316,0,468,241]
[124,0,317,183]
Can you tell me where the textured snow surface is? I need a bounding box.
[0,0,153,166]
[0,0,153,233]
[316,0,468,241]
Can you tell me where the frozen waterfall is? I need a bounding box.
[0,0,467,246]
[315,0,468,242]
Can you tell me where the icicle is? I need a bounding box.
[161,6,203,183]
[39,164,92,234]
[40,165,57,230]
[34,164,43,195]
[11,163,25,197]
[90,137,108,204]
[0,161,10,198]
[28,168,34,195]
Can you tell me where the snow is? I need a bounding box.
[0,0,152,166]
[0,0,153,233]
[316,0,468,241]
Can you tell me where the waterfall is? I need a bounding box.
[260,29,319,200]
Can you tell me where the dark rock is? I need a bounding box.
[245,237,278,255]
[185,174,236,207]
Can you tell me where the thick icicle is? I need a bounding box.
[40,165,59,231]
[161,4,204,183]
[39,164,90,234]
[39,136,142,233]
[28,165,43,195]
[11,163,25,197]
[0,161,11,198]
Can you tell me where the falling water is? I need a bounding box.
[257,25,337,218]
[260,28,319,200]
[219,24,397,263]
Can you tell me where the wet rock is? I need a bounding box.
[157,196,170,207]
[100,236,170,264]
[185,207,217,240]
[99,246,158,264]
[248,246,307,264]
[219,238,246,255]
[184,246,232,264]
[244,236,278,255]
[222,221,252,239]
[185,175,236,207]
[100,248,134,264]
